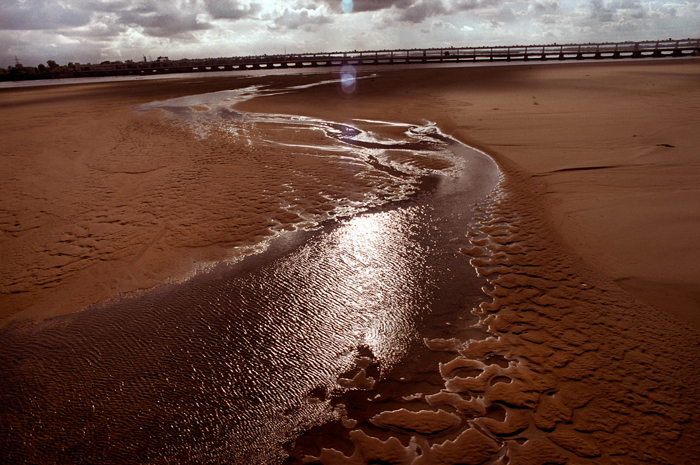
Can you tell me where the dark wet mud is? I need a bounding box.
[0,97,499,464]
[289,167,700,465]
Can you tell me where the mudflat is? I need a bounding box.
[1,59,700,463]
[2,60,699,329]
[1,74,415,325]
[236,59,700,330]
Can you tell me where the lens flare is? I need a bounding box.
[340,64,357,95]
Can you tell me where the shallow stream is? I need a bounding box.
[0,87,499,464]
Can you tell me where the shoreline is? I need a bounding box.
[2,37,698,85]
[1,55,697,90]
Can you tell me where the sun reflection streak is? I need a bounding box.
[313,207,428,369]
[0,80,504,464]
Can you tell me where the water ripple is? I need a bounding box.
[0,91,499,464]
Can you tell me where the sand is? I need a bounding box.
[2,59,700,463]
[0,75,418,326]
[235,59,700,330]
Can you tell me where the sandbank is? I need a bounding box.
[2,58,700,462]
[235,59,700,330]
[2,60,699,329]
[232,59,700,463]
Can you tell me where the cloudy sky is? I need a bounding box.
[1,0,698,68]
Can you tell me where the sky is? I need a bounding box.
[1,0,699,68]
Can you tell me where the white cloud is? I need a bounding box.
[269,6,333,30]
[0,0,92,30]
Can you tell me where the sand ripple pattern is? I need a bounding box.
[0,117,500,463]
[0,85,459,324]
[295,172,700,464]
[0,207,430,464]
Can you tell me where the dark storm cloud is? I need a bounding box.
[451,0,506,13]
[390,0,565,25]
[396,0,510,24]
[0,0,263,37]
[108,1,262,36]
[351,0,415,11]
[0,0,92,30]
[324,0,509,23]
[531,1,558,15]
[119,11,211,37]
[322,0,414,13]
[83,0,134,14]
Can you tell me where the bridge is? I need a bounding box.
[75,39,700,77]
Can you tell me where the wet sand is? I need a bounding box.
[2,60,699,329]
[1,74,420,326]
[2,59,700,463]
[235,59,700,330]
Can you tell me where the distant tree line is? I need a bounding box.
[0,58,144,81]
[0,59,80,81]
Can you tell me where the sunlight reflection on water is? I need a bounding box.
[307,207,429,368]
[0,86,500,464]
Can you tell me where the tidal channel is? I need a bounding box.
[0,89,499,464]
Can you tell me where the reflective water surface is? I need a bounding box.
[0,90,499,464]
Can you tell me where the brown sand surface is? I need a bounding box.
[3,61,698,329]
[2,60,700,463]
[236,59,700,330]
[0,74,416,326]
[236,60,700,463]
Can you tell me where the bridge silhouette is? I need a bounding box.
[75,39,700,78]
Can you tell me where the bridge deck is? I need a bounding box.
[75,39,700,77]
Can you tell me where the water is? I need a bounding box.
[0,89,499,463]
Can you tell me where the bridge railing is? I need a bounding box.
[72,39,699,76]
